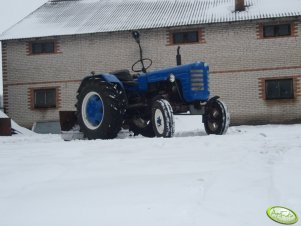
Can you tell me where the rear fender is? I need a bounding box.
[207,96,220,106]
[202,96,220,123]
[77,73,124,93]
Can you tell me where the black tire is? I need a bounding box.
[151,99,175,138]
[129,116,155,137]
[204,99,230,135]
[76,80,126,139]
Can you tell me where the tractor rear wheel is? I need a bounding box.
[204,99,230,135]
[76,80,126,139]
[129,116,155,137]
[151,99,175,138]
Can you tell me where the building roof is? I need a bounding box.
[1,0,301,40]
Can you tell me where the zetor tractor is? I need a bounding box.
[62,31,230,139]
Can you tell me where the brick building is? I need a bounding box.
[1,0,301,129]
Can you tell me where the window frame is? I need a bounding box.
[28,40,59,55]
[172,31,199,44]
[263,23,291,38]
[32,88,58,109]
[265,78,294,100]
[257,21,297,39]
[168,29,205,45]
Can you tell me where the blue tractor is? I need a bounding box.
[67,31,230,139]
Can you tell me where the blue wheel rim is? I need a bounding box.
[82,92,104,130]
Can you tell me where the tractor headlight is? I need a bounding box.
[169,74,176,83]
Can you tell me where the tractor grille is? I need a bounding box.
[190,69,204,91]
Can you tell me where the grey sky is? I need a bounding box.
[0,0,48,94]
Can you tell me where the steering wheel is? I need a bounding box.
[131,58,152,73]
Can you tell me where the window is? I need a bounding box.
[31,41,55,54]
[34,88,57,108]
[263,24,291,38]
[172,31,199,44]
[265,79,294,100]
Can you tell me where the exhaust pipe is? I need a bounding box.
[176,46,182,66]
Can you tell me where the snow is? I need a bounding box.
[0,110,35,135]
[0,116,300,226]
[1,0,301,41]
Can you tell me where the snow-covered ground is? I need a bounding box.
[0,116,300,226]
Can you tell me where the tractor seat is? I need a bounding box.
[110,69,133,82]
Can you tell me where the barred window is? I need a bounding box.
[265,79,294,100]
[34,88,57,108]
[31,41,55,54]
[263,24,291,38]
[172,31,199,44]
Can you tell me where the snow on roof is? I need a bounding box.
[1,0,301,40]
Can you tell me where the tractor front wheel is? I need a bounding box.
[151,99,175,138]
[203,99,230,135]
